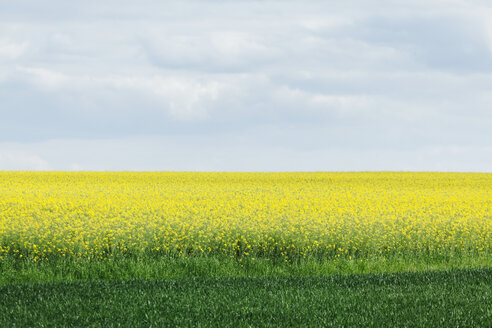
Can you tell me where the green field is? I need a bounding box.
[2,269,490,327]
[0,254,490,285]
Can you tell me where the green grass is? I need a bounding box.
[2,255,489,326]
[0,254,490,285]
[1,268,490,327]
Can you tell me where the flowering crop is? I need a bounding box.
[0,172,490,262]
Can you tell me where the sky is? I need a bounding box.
[0,0,491,171]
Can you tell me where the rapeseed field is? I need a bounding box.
[0,172,489,264]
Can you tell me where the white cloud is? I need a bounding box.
[476,7,492,54]
[0,39,28,59]
[297,16,353,31]
[69,163,83,171]
[210,31,273,58]
[0,151,51,170]
[96,75,226,120]
[16,66,68,89]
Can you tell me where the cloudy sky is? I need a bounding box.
[1,0,491,171]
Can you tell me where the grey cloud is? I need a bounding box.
[350,16,492,73]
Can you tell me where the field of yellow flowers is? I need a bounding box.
[0,172,490,263]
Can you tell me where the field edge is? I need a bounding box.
[1,253,490,285]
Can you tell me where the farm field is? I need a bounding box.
[2,269,490,327]
[0,172,490,326]
[0,172,490,277]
